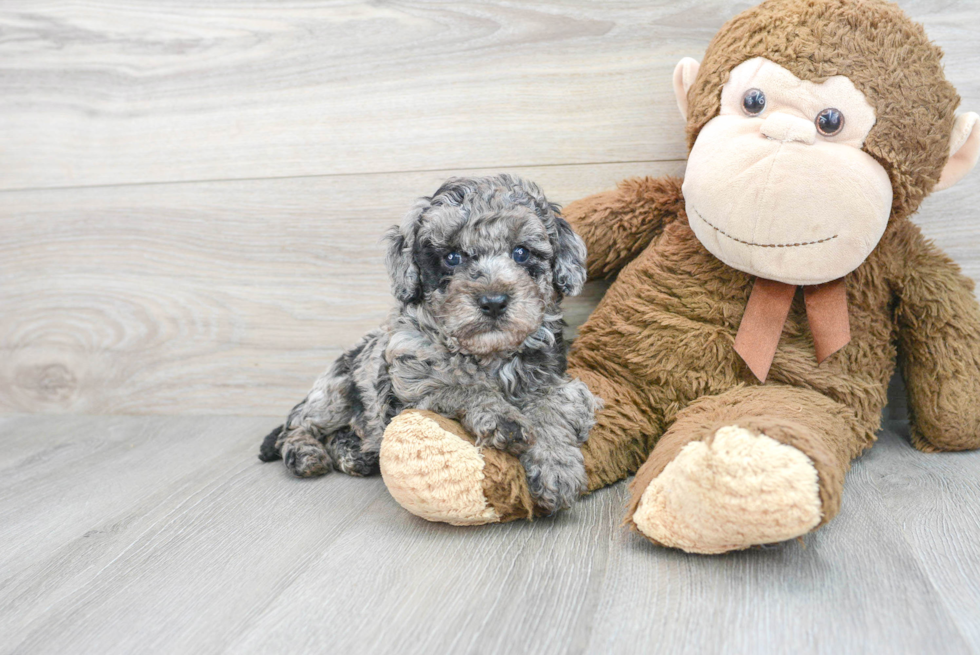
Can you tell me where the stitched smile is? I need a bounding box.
[692,208,838,248]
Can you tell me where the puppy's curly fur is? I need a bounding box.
[259,174,600,513]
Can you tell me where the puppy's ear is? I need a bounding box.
[551,216,588,297]
[384,223,420,304]
[513,175,588,297]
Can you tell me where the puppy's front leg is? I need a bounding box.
[412,385,533,454]
[519,379,600,513]
[461,399,535,454]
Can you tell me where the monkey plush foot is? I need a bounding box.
[379,410,535,525]
[629,425,823,554]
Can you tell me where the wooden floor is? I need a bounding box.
[3,1,980,653]
[0,415,978,654]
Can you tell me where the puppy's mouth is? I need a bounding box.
[452,307,543,356]
[456,318,530,349]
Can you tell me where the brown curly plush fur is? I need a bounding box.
[455,0,980,540]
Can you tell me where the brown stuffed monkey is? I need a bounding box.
[378,0,980,554]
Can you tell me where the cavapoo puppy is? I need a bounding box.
[259,174,600,512]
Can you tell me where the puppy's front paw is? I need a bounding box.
[521,447,587,515]
[464,408,533,454]
[282,441,332,477]
[494,416,531,452]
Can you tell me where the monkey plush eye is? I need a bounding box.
[444,251,463,266]
[512,246,530,263]
[742,88,766,116]
[815,108,845,136]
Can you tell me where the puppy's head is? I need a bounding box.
[384,174,587,356]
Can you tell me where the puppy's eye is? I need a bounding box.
[815,108,844,136]
[511,246,530,263]
[742,88,766,116]
[444,251,462,267]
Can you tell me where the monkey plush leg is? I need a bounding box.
[627,385,873,554]
[379,368,658,524]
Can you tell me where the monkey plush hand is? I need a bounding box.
[377,0,980,553]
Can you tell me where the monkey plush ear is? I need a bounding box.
[384,223,420,304]
[672,57,701,120]
[552,217,588,297]
[935,112,980,191]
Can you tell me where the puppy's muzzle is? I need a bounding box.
[478,293,509,319]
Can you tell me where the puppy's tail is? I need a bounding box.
[258,425,284,462]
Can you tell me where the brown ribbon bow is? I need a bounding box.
[734,277,851,382]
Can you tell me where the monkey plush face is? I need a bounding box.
[682,58,892,285]
[672,0,980,288]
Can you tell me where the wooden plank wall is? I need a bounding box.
[1,1,978,415]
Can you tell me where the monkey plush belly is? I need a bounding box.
[571,219,896,433]
[572,222,745,405]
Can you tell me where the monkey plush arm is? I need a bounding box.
[562,176,685,279]
[895,230,980,452]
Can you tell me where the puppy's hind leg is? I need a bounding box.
[261,330,388,478]
[279,427,333,478]
[258,424,284,462]
[257,399,338,477]
[326,429,380,477]
[275,366,356,478]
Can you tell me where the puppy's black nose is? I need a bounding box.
[478,294,509,318]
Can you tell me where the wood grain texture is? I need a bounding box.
[872,421,980,648]
[1,416,978,654]
[0,0,701,190]
[1,0,979,415]
[0,1,977,190]
[0,162,673,416]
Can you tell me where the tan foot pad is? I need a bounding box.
[380,410,499,526]
[632,425,822,554]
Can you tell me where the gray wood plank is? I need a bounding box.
[0,161,678,416]
[872,422,980,650]
[0,416,387,655]
[0,1,976,190]
[0,415,272,577]
[0,1,719,190]
[228,479,620,655]
[4,418,977,655]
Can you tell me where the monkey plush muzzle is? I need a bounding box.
[683,57,893,287]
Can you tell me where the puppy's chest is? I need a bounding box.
[435,353,544,395]
[387,341,549,402]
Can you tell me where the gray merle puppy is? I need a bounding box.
[259,174,600,513]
